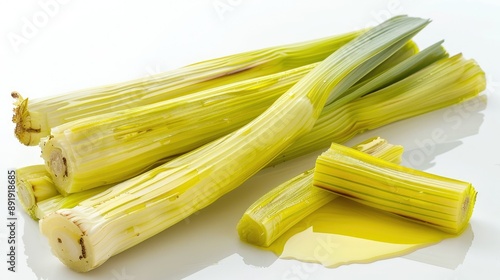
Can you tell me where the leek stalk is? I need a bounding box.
[272,53,485,165]
[12,29,365,146]
[313,142,477,234]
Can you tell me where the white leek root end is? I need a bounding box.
[39,211,96,272]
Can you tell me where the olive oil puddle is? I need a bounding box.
[266,197,453,267]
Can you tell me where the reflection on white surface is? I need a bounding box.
[404,225,474,270]
[2,0,500,279]
[400,95,487,170]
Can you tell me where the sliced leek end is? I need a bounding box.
[40,138,72,196]
[392,183,477,234]
[16,178,36,217]
[398,182,476,234]
[237,214,269,247]
[16,165,59,220]
[40,211,96,272]
[456,184,477,234]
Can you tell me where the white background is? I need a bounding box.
[1,0,500,279]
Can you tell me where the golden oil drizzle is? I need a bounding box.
[266,197,452,267]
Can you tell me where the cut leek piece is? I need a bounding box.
[238,137,403,247]
[313,142,477,234]
[39,16,430,272]
[12,29,366,146]
[38,40,435,195]
[16,165,59,219]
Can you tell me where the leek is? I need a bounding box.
[271,53,485,165]
[12,29,365,146]
[313,143,477,234]
[16,165,59,219]
[39,16,430,272]
[238,137,403,247]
